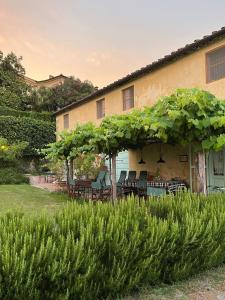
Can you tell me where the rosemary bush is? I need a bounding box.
[1,192,225,299]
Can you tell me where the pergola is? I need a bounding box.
[44,88,225,200]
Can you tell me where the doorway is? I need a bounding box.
[207,148,225,191]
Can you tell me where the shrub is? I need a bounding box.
[74,153,105,179]
[0,167,29,184]
[1,193,225,299]
[0,105,53,122]
[0,116,55,156]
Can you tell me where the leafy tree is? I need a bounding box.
[0,51,30,110]
[144,88,225,150]
[29,77,97,112]
[0,116,55,157]
[0,137,28,162]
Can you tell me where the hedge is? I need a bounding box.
[1,193,225,299]
[0,116,55,156]
[0,167,29,184]
[0,105,52,122]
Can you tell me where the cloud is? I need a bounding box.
[85,51,112,66]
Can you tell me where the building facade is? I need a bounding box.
[55,27,225,191]
[24,74,67,89]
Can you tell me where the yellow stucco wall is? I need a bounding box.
[56,37,225,186]
[129,144,189,183]
[56,38,225,132]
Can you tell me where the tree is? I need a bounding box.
[42,123,96,181]
[0,137,28,163]
[0,51,30,110]
[29,77,97,112]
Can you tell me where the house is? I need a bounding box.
[24,74,67,89]
[55,27,225,192]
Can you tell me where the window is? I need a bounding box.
[96,99,105,119]
[123,86,134,110]
[63,114,69,129]
[213,150,224,176]
[206,45,225,82]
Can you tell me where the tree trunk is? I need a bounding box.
[111,153,117,201]
[65,159,69,184]
[69,159,74,179]
[197,151,207,194]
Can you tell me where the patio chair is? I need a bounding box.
[136,171,148,197]
[67,178,77,198]
[126,171,136,187]
[117,171,127,195]
[123,171,137,195]
[117,171,127,186]
[91,171,108,200]
[138,171,148,181]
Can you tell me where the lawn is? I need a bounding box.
[0,184,70,215]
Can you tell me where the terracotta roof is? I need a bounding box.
[36,74,67,84]
[54,27,225,116]
[24,74,67,85]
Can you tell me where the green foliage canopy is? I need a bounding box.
[144,88,225,150]
[29,76,97,112]
[0,116,55,156]
[43,123,96,161]
[0,52,30,110]
[0,137,28,162]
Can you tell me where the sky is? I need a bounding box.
[1,0,225,88]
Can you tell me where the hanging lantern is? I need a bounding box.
[157,144,165,163]
[138,148,146,164]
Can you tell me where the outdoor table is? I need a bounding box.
[214,187,225,193]
[76,180,92,198]
[147,180,187,196]
[45,172,56,183]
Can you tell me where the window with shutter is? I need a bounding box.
[63,114,69,129]
[122,86,134,111]
[206,45,225,82]
[96,99,105,119]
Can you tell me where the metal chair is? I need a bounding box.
[138,171,148,181]
[91,171,107,200]
[126,171,136,187]
[67,178,77,197]
[117,171,127,195]
[136,171,148,197]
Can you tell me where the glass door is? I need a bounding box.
[208,148,225,191]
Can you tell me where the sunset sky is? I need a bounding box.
[1,0,225,88]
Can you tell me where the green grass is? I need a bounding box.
[0,184,70,215]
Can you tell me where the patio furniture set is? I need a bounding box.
[67,170,187,200]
